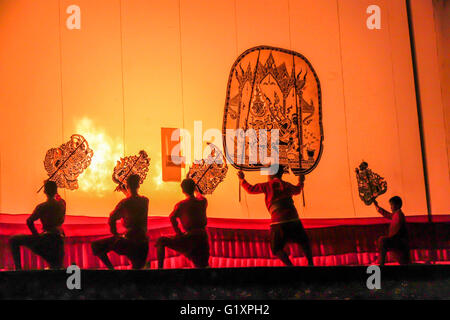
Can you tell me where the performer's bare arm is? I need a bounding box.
[27,205,42,236]
[237,171,266,194]
[169,206,183,235]
[109,201,125,236]
[287,174,305,195]
[373,199,393,219]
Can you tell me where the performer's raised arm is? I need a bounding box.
[285,174,305,195]
[373,199,393,220]
[238,171,266,194]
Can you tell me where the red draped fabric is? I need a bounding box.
[1,213,449,270]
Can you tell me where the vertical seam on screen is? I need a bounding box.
[233,0,239,56]
[287,0,301,215]
[287,0,292,50]
[431,1,450,179]
[386,2,405,205]
[178,1,185,131]
[336,0,357,217]
[58,0,67,200]
[178,0,186,178]
[234,0,250,218]
[119,0,126,156]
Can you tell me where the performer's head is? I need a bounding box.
[389,196,402,211]
[44,180,58,199]
[181,178,196,196]
[126,174,140,194]
[269,165,285,180]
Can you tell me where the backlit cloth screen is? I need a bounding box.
[1,0,446,219]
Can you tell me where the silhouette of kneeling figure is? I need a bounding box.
[9,180,66,270]
[373,196,410,266]
[91,174,149,270]
[155,178,210,269]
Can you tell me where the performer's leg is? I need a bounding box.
[270,225,292,266]
[399,249,411,265]
[298,238,314,266]
[377,236,388,266]
[155,237,169,269]
[128,242,149,270]
[91,237,116,270]
[291,222,314,266]
[275,250,294,266]
[396,241,411,265]
[9,234,36,270]
[189,236,210,268]
[156,233,195,269]
[40,233,65,269]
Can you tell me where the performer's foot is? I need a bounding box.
[371,256,381,265]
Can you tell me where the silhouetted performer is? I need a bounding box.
[9,180,66,270]
[373,196,410,265]
[155,178,209,268]
[91,174,149,269]
[238,166,314,266]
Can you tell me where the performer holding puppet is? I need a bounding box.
[373,196,410,265]
[238,166,314,266]
[155,144,227,269]
[91,174,149,269]
[355,161,410,265]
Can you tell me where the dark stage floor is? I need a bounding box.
[1,264,449,300]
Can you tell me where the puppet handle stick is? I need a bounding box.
[293,56,306,207]
[302,188,306,207]
[239,181,242,202]
[239,50,261,202]
[192,144,223,195]
[37,136,87,193]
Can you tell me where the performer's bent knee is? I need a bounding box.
[9,236,18,247]
[155,237,169,247]
[9,235,28,249]
[378,236,387,247]
[271,248,285,257]
[91,241,104,256]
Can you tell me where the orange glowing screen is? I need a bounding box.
[0,0,447,219]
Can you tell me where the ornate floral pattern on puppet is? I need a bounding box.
[112,150,150,191]
[43,134,93,190]
[187,144,228,195]
[223,46,323,175]
[355,161,387,205]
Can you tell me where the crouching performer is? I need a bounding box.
[9,180,66,270]
[238,166,314,266]
[91,174,149,269]
[155,178,210,268]
[373,196,410,265]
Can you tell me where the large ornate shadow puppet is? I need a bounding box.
[223,46,323,176]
